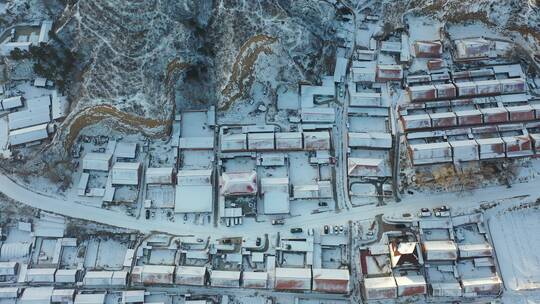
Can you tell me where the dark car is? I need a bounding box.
[318,202,328,207]
[145,209,150,219]
[324,225,330,234]
[272,219,285,225]
[290,228,303,233]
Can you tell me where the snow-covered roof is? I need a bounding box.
[175,184,213,213]
[179,136,214,150]
[348,132,392,149]
[121,290,144,303]
[1,96,23,110]
[74,293,106,304]
[221,133,247,151]
[275,132,303,150]
[348,158,389,177]
[177,169,212,185]
[300,107,336,123]
[8,104,50,130]
[20,287,54,302]
[263,191,289,214]
[247,132,275,150]
[303,131,331,150]
[220,171,257,196]
[261,177,289,193]
[423,241,458,261]
[115,142,137,159]
[8,123,48,146]
[111,162,141,186]
[145,167,174,184]
[82,153,112,172]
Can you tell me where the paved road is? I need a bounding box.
[1,172,538,237]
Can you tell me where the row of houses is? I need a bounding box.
[407,78,526,102]
[400,101,540,131]
[0,287,146,304]
[220,131,331,152]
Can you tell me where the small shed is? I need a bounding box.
[502,135,533,157]
[408,85,436,102]
[179,137,214,150]
[458,243,494,258]
[476,137,506,159]
[312,268,350,294]
[175,266,206,286]
[140,265,175,285]
[115,142,137,159]
[429,112,457,128]
[401,114,431,130]
[348,132,392,149]
[507,105,535,121]
[51,289,75,303]
[349,92,381,107]
[376,64,403,81]
[210,270,241,288]
[274,268,312,291]
[499,78,526,94]
[303,131,331,150]
[408,142,452,165]
[455,109,483,126]
[25,268,56,283]
[221,133,247,151]
[145,167,174,184]
[248,132,275,150]
[111,162,142,186]
[242,271,268,289]
[435,83,456,99]
[301,107,335,123]
[82,153,112,172]
[83,271,113,286]
[414,41,442,58]
[275,132,303,150]
[74,293,106,304]
[461,276,502,295]
[19,287,54,304]
[9,123,49,146]
[430,282,463,297]
[348,158,389,177]
[1,96,23,110]
[363,276,397,300]
[456,82,478,97]
[480,107,508,123]
[0,262,18,276]
[450,140,479,162]
[121,290,145,303]
[475,80,501,95]
[422,241,458,261]
[395,275,427,296]
[0,287,19,299]
[55,269,78,283]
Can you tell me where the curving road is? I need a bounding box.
[1,172,539,237]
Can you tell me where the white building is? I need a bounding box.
[121,290,145,304]
[422,241,458,261]
[19,287,54,304]
[82,153,112,171]
[363,276,397,300]
[1,96,23,110]
[175,170,213,213]
[145,167,174,184]
[275,132,303,150]
[111,162,142,186]
[274,268,312,291]
[74,293,106,304]
[348,132,392,149]
[301,107,336,123]
[220,171,257,196]
[312,268,350,294]
[248,132,275,150]
[51,289,75,303]
[221,133,247,151]
[243,271,268,289]
[179,137,214,150]
[115,142,137,159]
[8,123,49,146]
[25,268,56,283]
[175,266,206,286]
[303,131,331,150]
[210,270,241,288]
[261,177,290,214]
[348,158,390,177]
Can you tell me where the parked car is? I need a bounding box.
[419,208,432,217]
[290,228,303,233]
[272,219,285,225]
[323,225,330,234]
[318,201,328,207]
[145,209,150,219]
[434,206,450,217]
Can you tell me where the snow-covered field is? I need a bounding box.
[489,207,540,291]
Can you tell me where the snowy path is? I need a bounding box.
[1,172,539,237]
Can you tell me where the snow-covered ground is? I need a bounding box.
[489,207,540,291]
